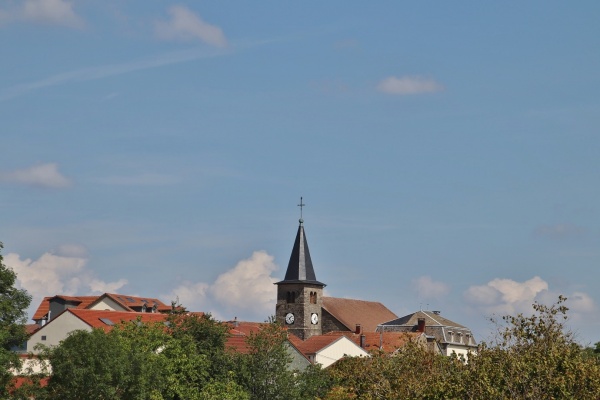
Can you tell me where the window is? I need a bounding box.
[41,336,47,341]
[286,291,296,304]
[99,318,114,326]
[310,291,317,304]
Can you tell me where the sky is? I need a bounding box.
[1,0,600,345]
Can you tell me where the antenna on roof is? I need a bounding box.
[298,196,305,224]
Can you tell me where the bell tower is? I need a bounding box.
[275,198,326,340]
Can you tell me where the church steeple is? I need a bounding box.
[279,220,325,286]
[275,198,325,340]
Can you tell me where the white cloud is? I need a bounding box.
[412,276,450,300]
[6,246,128,320]
[377,75,443,95]
[464,276,548,316]
[19,0,84,28]
[0,163,71,188]
[166,251,278,320]
[210,251,277,312]
[155,6,227,47]
[464,276,596,321]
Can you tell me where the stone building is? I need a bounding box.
[275,217,397,340]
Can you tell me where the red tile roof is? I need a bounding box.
[25,324,40,335]
[293,335,346,355]
[68,309,168,331]
[32,295,98,321]
[323,331,425,353]
[322,297,398,332]
[96,293,170,312]
[225,321,267,353]
[31,293,171,321]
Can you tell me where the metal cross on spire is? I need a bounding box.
[298,196,305,223]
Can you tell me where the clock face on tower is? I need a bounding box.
[311,313,319,325]
[285,313,295,325]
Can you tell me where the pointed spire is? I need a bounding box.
[276,199,325,287]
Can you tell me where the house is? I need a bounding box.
[378,310,477,358]
[275,217,397,340]
[320,325,434,355]
[225,320,311,371]
[27,308,168,354]
[290,334,368,368]
[31,293,171,327]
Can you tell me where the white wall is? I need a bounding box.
[88,297,128,311]
[315,337,368,368]
[27,312,91,354]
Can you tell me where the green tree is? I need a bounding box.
[42,318,209,400]
[0,242,32,396]
[233,318,298,400]
[167,312,233,382]
[295,364,334,399]
[463,296,600,400]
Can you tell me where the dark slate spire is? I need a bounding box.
[277,216,325,286]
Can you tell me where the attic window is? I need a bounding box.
[126,297,135,303]
[99,318,114,326]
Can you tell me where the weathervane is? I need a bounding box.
[298,196,305,223]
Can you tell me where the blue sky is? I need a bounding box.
[1,0,599,345]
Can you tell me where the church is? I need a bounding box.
[275,211,398,340]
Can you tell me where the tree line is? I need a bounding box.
[2,243,600,399]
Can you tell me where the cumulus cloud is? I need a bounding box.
[5,245,128,319]
[0,163,71,188]
[464,276,596,321]
[0,0,84,28]
[377,75,443,95]
[155,6,227,47]
[412,276,450,300]
[166,251,278,320]
[533,223,586,240]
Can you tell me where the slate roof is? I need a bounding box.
[380,310,466,329]
[379,311,477,347]
[322,297,398,332]
[276,221,325,286]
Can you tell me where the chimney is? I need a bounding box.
[417,318,426,332]
[432,310,441,315]
[355,324,362,335]
[360,334,366,349]
[234,316,239,327]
